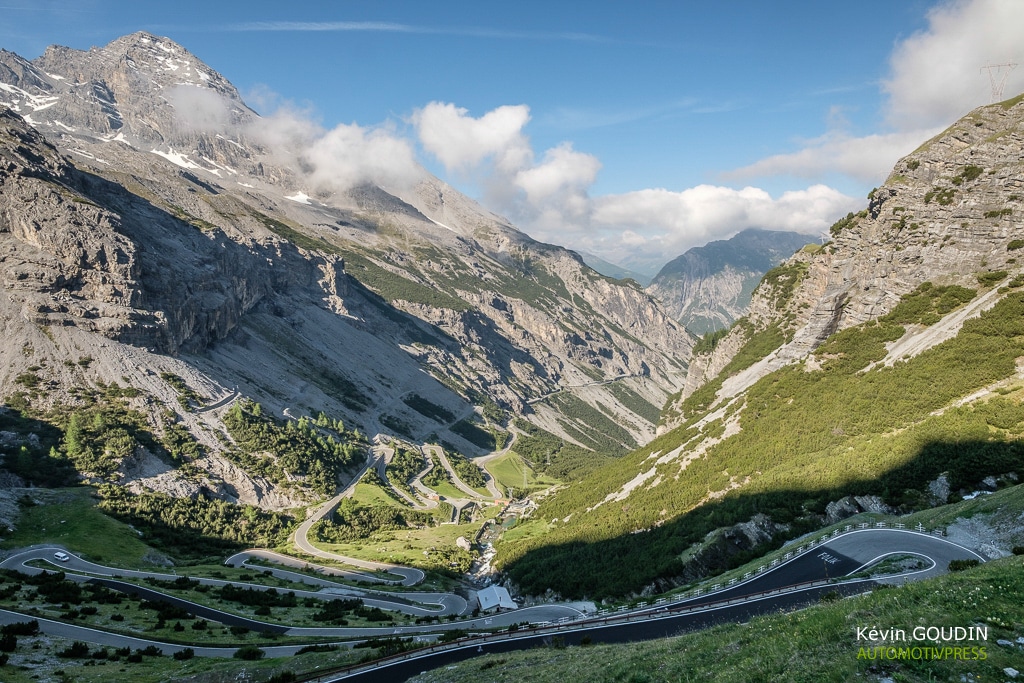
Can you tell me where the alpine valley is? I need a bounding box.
[0,31,1022,683]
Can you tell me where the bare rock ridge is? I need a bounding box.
[672,92,1024,423]
[0,31,694,507]
[0,107,150,342]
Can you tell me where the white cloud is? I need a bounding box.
[729,0,1024,187]
[413,102,858,273]
[301,121,422,191]
[562,184,860,273]
[166,85,236,131]
[513,143,601,225]
[227,21,607,43]
[724,129,940,184]
[413,102,603,226]
[241,99,423,193]
[412,101,532,172]
[884,0,1024,130]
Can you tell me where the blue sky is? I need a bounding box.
[3,0,1023,273]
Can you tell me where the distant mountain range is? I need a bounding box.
[577,251,654,286]
[646,229,812,335]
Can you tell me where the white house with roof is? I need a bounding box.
[477,585,517,612]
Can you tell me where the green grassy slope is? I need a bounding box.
[496,286,1024,598]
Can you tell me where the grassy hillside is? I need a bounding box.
[412,553,1024,683]
[496,286,1024,598]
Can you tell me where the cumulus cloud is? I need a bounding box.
[564,184,860,272]
[413,102,603,225]
[730,0,1024,187]
[413,102,859,273]
[413,102,532,172]
[724,129,939,184]
[237,97,423,193]
[300,121,422,191]
[166,85,236,131]
[515,143,601,203]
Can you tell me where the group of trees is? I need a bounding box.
[385,448,424,486]
[97,485,294,559]
[223,400,364,497]
[0,407,72,487]
[451,419,498,450]
[445,451,487,489]
[512,419,611,480]
[311,498,433,543]
[1,382,208,485]
[311,597,390,624]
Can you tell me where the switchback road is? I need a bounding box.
[325,527,985,681]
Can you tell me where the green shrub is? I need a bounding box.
[948,559,980,572]
[233,645,265,660]
[402,394,455,423]
[692,328,729,355]
[977,270,1009,287]
[880,283,976,325]
[97,485,294,559]
[224,400,363,496]
[451,419,497,450]
[829,211,862,237]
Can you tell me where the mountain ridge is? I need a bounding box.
[0,32,691,509]
[646,228,811,335]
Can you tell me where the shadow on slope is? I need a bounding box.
[501,438,1021,600]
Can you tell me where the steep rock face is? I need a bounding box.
[648,229,810,335]
[0,107,348,355]
[674,94,1024,417]
[0,107,152,340]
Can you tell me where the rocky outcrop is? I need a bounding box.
[824,495,894,525]
[680,94,1024,411]
[642,513,789,594]
[0,107,153,340]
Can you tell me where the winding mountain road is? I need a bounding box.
[291,445,426,587]
[0,547,457,619]
[424,445,488,500]
[0,527,983,667]
[327,527,987,681]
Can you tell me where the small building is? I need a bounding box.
[477,585,517,612]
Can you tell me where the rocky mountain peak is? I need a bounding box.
[0,31,254,158]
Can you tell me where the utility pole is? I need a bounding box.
[981,63,1018,102]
